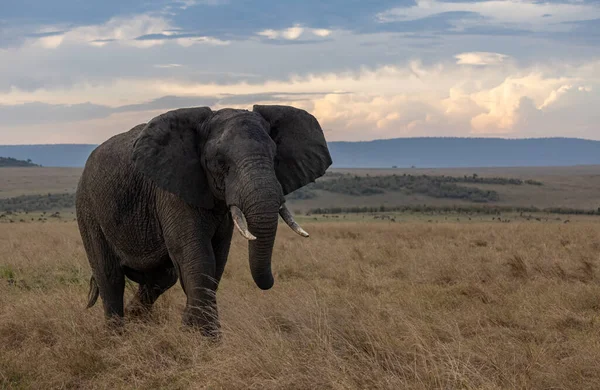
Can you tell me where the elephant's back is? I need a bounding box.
[84,124,146,171]
[77,124,145,200]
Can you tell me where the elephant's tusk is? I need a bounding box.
[279,204,309,238]
[230,206,257,241]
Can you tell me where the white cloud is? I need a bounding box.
[174,0,228,8]
[312,28,332,37]
[257,29,279,39]
[174,36,230,46]
[33,34,65,49]
[455,52,509,66]
[539,84,573,110]
[154,63,183,68]
[465,73,598,134]
[377,0,600,32]
[25,14,227,49]
[64,15,170,48]
[282,25,304,40]
[257,25,328,40]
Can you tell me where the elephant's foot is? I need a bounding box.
[125,296,154,321]
[182,306,221,340]
[104,314,125,335]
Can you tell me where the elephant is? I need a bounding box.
[75,104,332,337]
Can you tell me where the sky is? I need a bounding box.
[0,0,599,144]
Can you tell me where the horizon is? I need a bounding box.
[1,1,599,144]
[1,135,600,147]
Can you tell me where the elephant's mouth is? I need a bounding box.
[230,204,309,240]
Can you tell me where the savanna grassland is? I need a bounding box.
[1,165,600,389]
[2,165,600,212]
[2,221,600,389]
[0,168,81,199]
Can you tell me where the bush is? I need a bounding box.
[286,188,317,200]
[307,173,502,202]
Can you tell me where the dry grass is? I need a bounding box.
[0,168,82,199]
[1,221,600,389]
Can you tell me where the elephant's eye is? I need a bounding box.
[208,156,227,173]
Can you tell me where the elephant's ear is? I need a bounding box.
[253,104,332,195]
[132,107,215,208]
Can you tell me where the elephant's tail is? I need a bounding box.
[86,276,99,308]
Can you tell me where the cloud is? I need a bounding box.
[0,92,341,127]
[1,58,597,143]
[281,26,304,40]
[377,0,600,33]
[455,52,509,66]
[256,25,332,41]
[539,84,574,110]
[5,0,599,51]
[312,28,332,37]
[154,63,183,68]
[467,73,594,134]
[134,32,230,46]
[34,34,66,49]
[173,0,229,9]
[0,102,112,126]
[256,29,279,39]
[2,1,600,144]
[23,14,227,49]
[23,15,170,48]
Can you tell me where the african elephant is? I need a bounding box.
[76,105,332,337]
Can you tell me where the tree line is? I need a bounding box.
[287,173,543,203]
[0,157,40,167]
[308,205,600,216]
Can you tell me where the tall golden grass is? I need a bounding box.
[1,221,600,389]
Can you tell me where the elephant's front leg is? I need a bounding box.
[168,239,220,336]
[160,209,221,338]
[177,244,220,337]
[158,194,228,337]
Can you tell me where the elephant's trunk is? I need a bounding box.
[229,173,282,290]
[245,204,279,290]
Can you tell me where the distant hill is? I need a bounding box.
[0,156,40,167]
[328,137,600,168]
[1,137,600,168]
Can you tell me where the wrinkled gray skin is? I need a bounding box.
[76,105,332,337]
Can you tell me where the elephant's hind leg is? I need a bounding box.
[79,217,126,326]
[124,263,178,318]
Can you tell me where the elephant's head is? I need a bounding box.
[131,105,332,290]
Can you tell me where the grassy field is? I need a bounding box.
[2,221,600,389]
[1,165,600,388]
[0,168,81,199]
